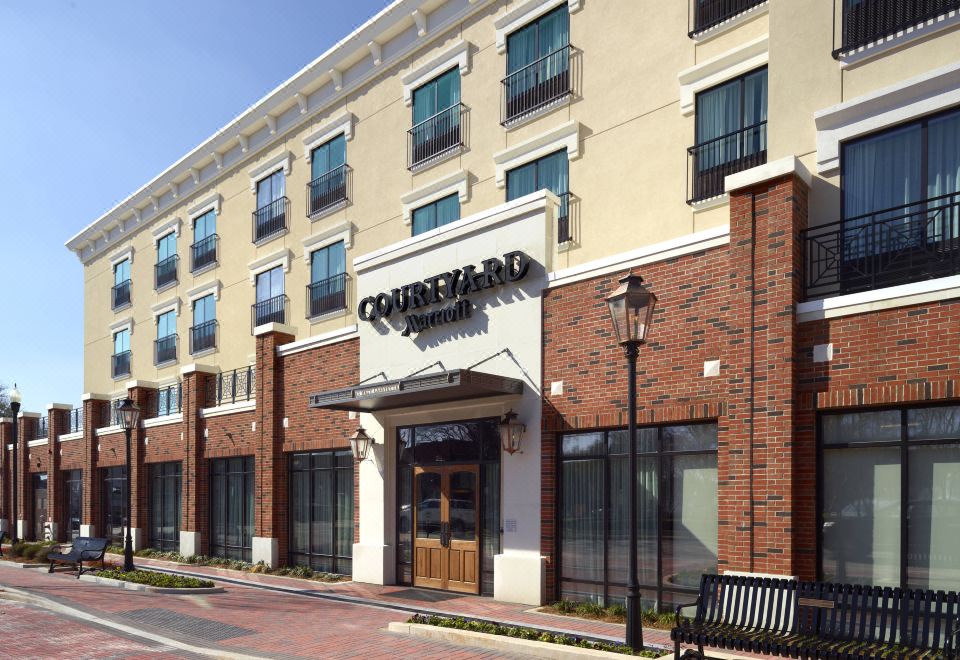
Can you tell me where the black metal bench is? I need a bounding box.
[47,537,109,578]
[672,574,960,660]
[0,530,8,558]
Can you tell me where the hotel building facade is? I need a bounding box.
[3,0,960,607]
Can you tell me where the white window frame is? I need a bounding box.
[400,170,470,226]
[303,112,355,163]
[494,0,582,54]
[247,248,292,285]
[151,216,182,239]
[151,297,181,319]
[248,151,293,194]
[109,246,134,267]
[187,192,222,219]
[677,34,769,116]
[186,279,221,303]
[402,40,471,106]
[493,121,580,188]
[302,219,353,264]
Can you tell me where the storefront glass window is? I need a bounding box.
[210,457,254,561]
[102,466,127,545]
[290,450,354,574]
[150,462,181,553]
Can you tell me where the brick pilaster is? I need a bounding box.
[127,387,153,539]
[181,367,212,555]
[15,414,35,538]
[82,397,108,535]
[0,419,11,532]
[46,405,71,541]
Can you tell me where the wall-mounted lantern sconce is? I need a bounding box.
[499,409,525,455]
[349,426,375,462]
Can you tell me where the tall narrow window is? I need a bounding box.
[253,266,285,328]
[210,457,254,561]
[150,462,181,552]
[102,466,127,545]
[155,310,177,365]
[190,293,217,354]
[112,258,131,309]
[254,170,287,242]
[502,5,571,123]
[112,329,130,378]
[409,69,462,167]
[308,241,347,318]
[63,470,82,540]
[191,210,217,272]
[411,194,460,236]
[289,450,354,574]
[506,149,570,241]
[155,232,178,289]
[309,135,348,216]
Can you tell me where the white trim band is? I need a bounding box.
[797,274,960,322]
[277,325,359,357]
[248,151,293,193]
[400,170,470,225]
[402,40,471,106]
[493,121,580,188]
[303,112,355,162]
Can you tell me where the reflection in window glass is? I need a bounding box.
[822,410,901,444]
[908,406,960,441]
[907,444,960,591]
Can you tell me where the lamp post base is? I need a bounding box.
[626,590,643,650]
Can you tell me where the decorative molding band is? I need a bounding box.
[28,439,48,447]
[58,431,83,442]
[302,219,354,263]
[47,403,74,411]
[494,0,582,53]
[151,216,182,239]
[303,112,355,163]
[187,191,222,219]
[725,156,813,193]
[400,170,470,225]
[200,399,256,418]
[109,316,134,335]
[186,279,221,302]
[811,379,958,411]
[277,325,359,357]
[402,39,471,106]
[17,411,42,419]
[143,413,183,428]
[542,399,725,432]
[109,246,134,266]
[94,425,123,437]
[151,297,181,317]
[797,274,960,322]
[248,248,293,284]
[493,120,580,188]
[248,151,293,192]
[678,34,768,116]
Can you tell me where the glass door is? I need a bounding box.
[32,473,48,541]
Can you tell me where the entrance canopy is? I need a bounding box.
[308,369,523,413]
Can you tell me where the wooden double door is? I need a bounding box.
[413,465,480,594]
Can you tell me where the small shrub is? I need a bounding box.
[94,569,214,589]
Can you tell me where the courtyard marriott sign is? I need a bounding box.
[358,250,532,336]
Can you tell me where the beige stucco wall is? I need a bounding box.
[80,0,960,394]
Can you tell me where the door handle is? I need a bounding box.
[440,522,449,548]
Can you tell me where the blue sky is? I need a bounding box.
[0,0,389,412]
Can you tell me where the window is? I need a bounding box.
[308,241,347,317]
[411,193,460,236]
[308,135,348,216]
[289,450,354,574]
[254,170,287,242]
[154,310,177,365]
[837,0,960,56]
[820,405,960,592]
[691,0,767,36]
[506,149,570,241]
[191,293,217,354]
[688,67,767,203]
[210,456,254,561]
[155,232,178,289]
[63,470,82,541]
[191,210,217,272]
[102,466,127,545]
[253,266,285,328]
[409,69,463,167]
[112,328,130,378]
[112,259,131,309]
[150,462,181,553]
[503,5,570,123]
[559,423,718,610]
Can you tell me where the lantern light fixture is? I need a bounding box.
[499,409,525,455]
[9,384,22,407]
[117,398,140,431]
[349,426,375,462]
[605,271,657,347]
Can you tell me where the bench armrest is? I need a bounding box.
[48,543,72,555]
[675,598,700,628]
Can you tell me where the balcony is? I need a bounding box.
[687,121,767,204]
[408,103,465,169]
[148,383,181,418]
[112,351,131,379]
[205,366,256,407]
[112,279,131,310]
[67,408,83,434]
[190,319,218,354]
[307,273,347,319]
[557,192,572,244]
[252,294,287,331]
[501,45,572,125]
[802,191,960,299]
[154,335,178,365]
[155,255,179,290]
[689,0,768,37]
[307,165,350,217]
[252,197,289,243]
[834,0,960,58]
[191,234,219,272]
[33,416,48,440]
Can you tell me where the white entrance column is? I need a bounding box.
[352,413,395,585]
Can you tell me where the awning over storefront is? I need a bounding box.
[308,369,523,412]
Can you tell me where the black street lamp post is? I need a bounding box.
[605,272,657,653]
[117,398,140,572]
[9,385,22,544]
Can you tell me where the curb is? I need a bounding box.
[78,573,225,594]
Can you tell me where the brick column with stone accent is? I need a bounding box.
[46,404,72,541]
[180,364,217,557]
[126,383,154,551]
[16,412,41,540]
[0,418,11,534]
[81,395,109,537]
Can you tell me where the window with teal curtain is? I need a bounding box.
[413,68,460,125]
[113,328,129,354]
[411,193,460,236]
[695,67,767,170]
[157,232,176,262]
[506,150,569,223]
[506,5,569,74]
[310,241,346,284]
[193,294,215,327]
[256,169,285,211]
[114,259,130,285]
[193,209,215,242]
[311,134,346,181]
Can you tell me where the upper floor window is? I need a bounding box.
[308,241,347,319]
[112,259,131,310]
[191,210,217,272]
[112,328,130,379]
[835,0,960,58]
[412,193,460,237]
[409,69,463,168]
[253,265,285,329]
[254,170,287,242]
[506,149,570,242]
[502,5,571,124]
[690,0,768,37]
[191,294,217,355]
[687,67,767,203]
[155,232,178,290]
[155,310,177,365]
[309,135,348,217]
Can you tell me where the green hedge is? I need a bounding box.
[9,540,56,562]
[106,547,345,582]
[548,600,681,629]
[94,569,214,589]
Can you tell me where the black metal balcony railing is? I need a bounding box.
[68,408,83,434]
[834,0,960,57]
[689,0,768,36]
[252,294,287,331]
[33,416,48,440]
[307,273,347,318]
[154,335,178,365]
[112,351,131,379]
[155,255,179,289]
[191,234,219,272]
[150,383,182,418]
[687,121,767,204]
[307,165,350,217]
[408,103,465,169]
[190,320,218,354]
[205,366,256,407]
[101,398,123,427]
[501,45,572,125]
[802,191,960,299]
[112,280,131,310]
[556,192,572,244]
[252,197,289,243]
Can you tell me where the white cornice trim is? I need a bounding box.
[28,439,48,447]
[151,216,182,239]
[303,112,355,163]
[248,248,292,284]
[82,392,109,401]
[18,411,42,419]
[126,380,159,390]
[151,297,181,318]
[277,324,359,357]
[143,413,183,428]
[493,121,580,188]
[494,0,582,53]
[725,156,812,193]
[47,403,73,411]
[814,60,960,174]
[186,279,221,302]
[400,170,470,225]
[200,399,256,418]
[187,192,222,219]
[109,246,134,266]
[402,39,471,106]
[58,431,83,442]
[302,219,354,263]
[109,316,133,335]
[248,151,293,193]
[95,425,122,437]
[180,363,220,376]
[253,322,297,337]
[797,274,960,322]
[678,34,768,116]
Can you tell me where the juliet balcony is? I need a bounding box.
[252,197,289,243]
[190,319,217,355]
[112,351,131,379]
[307,164,350,217]
[501,45,572,125]
[408,103,466,169]
[154,335,178,366]
[252,294,287,332]
[833,0,960,58]
[112,279,131,310]
[689,0,769,37]
[687,121,767,204]
[191,234,219,272]
[155,255,178,290]
[307,273,348,319]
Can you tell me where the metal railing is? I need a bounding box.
[556,192,572,244]
[191,234,219,272]
[501,45,571,125]
[687,121,767,204]
[155,255,179,289]
[33,416,48,440]
[802,191,960,299]
[112,351,131,379]
[149,383,182,418]
[833,0,960,57]
[154,335,178,365]
[102,398,125,427]
[112,280,131,310]
[68,408,83,434]
[252,294,287,331]
[190,320,217,354]
[205,366,256,407]
[408,103,465,169]
[689,0,768,36]
[307,164,350,217]
[252,197,289,243]
[307,273,347,318]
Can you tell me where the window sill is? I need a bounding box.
[112,373,131,382]
[309,307,350,325]
[690,1,769,42]
[154,358,179,369]
[155,280,178,294]
[191,261,219,277]
[689,193,729,211]
[502,93,572,131]
[253,228,289,248]
[111,302,132,314]
[190,346,218,359]
[409,145,464,174]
